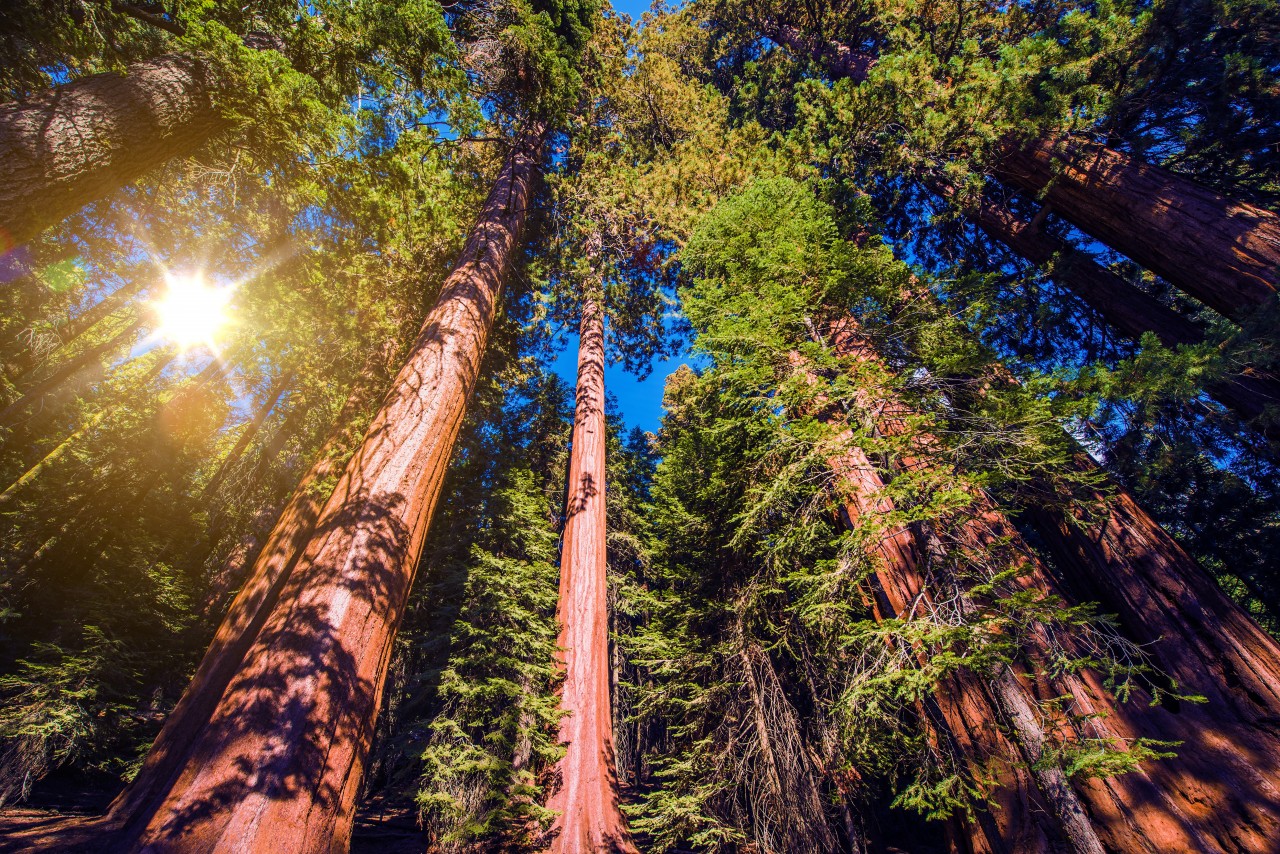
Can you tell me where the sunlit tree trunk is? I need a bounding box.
[0,55,232,246]
[58,278,147,346]
[545,289,638,854]
[762,27,1280,322]
[0,315,144,428]
[967,196,1280,435]
[127,122,546,854]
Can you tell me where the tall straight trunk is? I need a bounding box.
[128,122,546,854]
[103,358,387,842]
[0,54,232,246]
[827,318,1280,851]
[798,355,1089,854]
[545,292,637,854]
[996,139,1280,321]
[199,371,294,500]
[0,315,144,428]
[762,26,1280,322]
[58,278,147,345]
[968,196,1280,435]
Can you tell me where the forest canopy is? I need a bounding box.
[0,1,1279,852]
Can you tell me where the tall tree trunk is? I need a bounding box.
[545,291,637,854]
[0,315,144,428]
[825,318,1280,852]
[127,122,546,854]
[199,371,294,500]
[58,278,148,346]
[104,357,387,841]
[966,196,1280,435]
[1027,470,1280,852]
[0,54,232,246]
[762,26,1280,322]
[996,139,1280,321]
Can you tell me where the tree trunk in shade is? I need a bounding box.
[762,26,1280,322]
[199,371,295,500]
[0,54,232,246]
[545,291,638,854]
[966,196,1280,436]
[824,318,1280,852]
[995,139,1280,321]
[119,122,545,854]
[0,315,145,428]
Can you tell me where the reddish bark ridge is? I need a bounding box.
[119,123,546,854]
[0,55,230,247]
[763,26,1280,324]
[544,294,638,854]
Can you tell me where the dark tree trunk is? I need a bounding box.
[0,54,232,246]
[127,122,546,854]
[545,291,637,854]
[198,371,294,500]
[995,140,1280,322]
[0,315,144,428]
[967,196,1280,435]
[762,27,1280,323]
[57,278,147,346]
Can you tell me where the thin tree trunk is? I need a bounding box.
[0,54,232,246]
[967,195,1280,434]
[0,315,144,428]
[128,122,546,854]
[545,291,637,854]
[762,26,1280,322]
[58,278,147,345]
[198,371,294,500]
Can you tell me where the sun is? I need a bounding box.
[152,272,233,351]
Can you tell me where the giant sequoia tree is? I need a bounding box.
[1,2,1280,853]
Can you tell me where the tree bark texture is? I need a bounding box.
[545,293,637,854]
[0,54,231,246]
[996,139,1280,322]
[825,318,1280,852]
[763,26,1280,324]
[1028,472,1280,852]
[128,123,546,854]
[968,196,1280,435]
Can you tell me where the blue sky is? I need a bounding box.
[547,1,692,436]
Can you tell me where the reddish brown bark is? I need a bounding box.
[1028,473,1280,852]
[0,55,231,246]
[822,320,1280,852]
[968,196,1280,436]
[996,140,1280,321]
[545,292,637,854]
[0,315,144,428]
[127,122,546,853]
[763,28,1280,322]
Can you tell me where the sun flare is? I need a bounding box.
[152,272,232,351]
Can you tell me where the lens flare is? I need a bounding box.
[152,272,232,351]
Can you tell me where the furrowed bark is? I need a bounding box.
[823,319,1279,852]
[0,315,144,428]
[968,197,1280,435]
[762,27,1280,323]
[545,291,637,854]
[129,122,546,854]
[105,360,385,842]
[0,54,232,246]
[996,140,1280,322]
[1028,472,1280,852]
